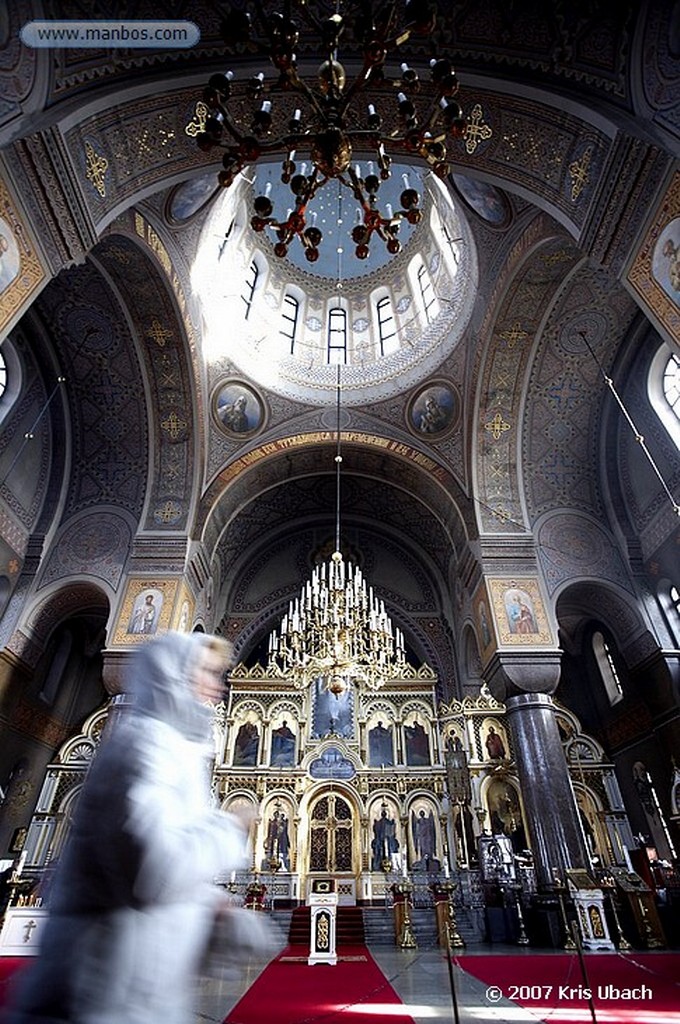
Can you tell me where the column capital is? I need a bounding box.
[483,650,562,702]
[101,648,135,696]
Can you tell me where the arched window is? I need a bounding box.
[375,295,397,356]
[663,352,680,420]
[441,222,462,278]
[241,260,259,321]
[416,263,439,325]
[656,581,680,646]
[0,338,23,429]
[280,293,299,354]
[327,307,347,364]
[671,584,680,618]
[592,631,623,705]
[648,345,680,450]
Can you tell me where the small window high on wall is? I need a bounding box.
[592,631,623,705]
[280,293,299,354]
[376,295,397,356]
[416,263,439,325]
[671,584,680,618]
[663,352,680,419]
[649,346,680,450]
[0,339,23,430]
[327,307,347,364]
[241,260,259,321]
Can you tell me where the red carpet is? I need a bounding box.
[455,952,680,1023]
[224,945,417,1024]
[0,958,32,1008]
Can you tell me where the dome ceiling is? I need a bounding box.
[192,163,478,405]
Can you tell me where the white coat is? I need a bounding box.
[4,632,249,1024]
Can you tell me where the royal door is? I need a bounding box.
[309,793,354,873]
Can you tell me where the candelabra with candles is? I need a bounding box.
[553,872,577,950]
[196,0,470,262]
[394,880,418,948]
[599,874,631,951]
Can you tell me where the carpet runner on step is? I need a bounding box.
[224,944,417,1024]
[288,905,365,946]
[454,951,680,1024]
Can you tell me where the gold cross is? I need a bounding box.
[85,141,109,198]
[154,500,182,524]
[161,411,187,440]
[498,321,529,349]
[484,412,511,440]
[569,147,592,201]
[491,505,513,524]
[464,104,493,155]
[146,319,173,347]
[185,101,208,138]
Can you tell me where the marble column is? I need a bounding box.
[485,653,590,890]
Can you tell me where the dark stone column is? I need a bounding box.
[505,693,589,888]
[485,653,590,890]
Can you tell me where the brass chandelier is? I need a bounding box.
[266,372,407,694]
[197,0,469,263]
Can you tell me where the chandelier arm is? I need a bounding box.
[420,96,454,138]
[203,3,462,260]
[334,55,380,114]
[287,0,326,36]
[280,67,331,124]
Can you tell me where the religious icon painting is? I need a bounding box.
[166,172,219,224]
[406,379,460,438]
[627,168,680,346]
[487,577,554,646]
[408,798,440,872]
[472,580,496,662]
[367,718,395,767]
[231,715,261,768]
[213,380,266,437]
[369,797,401,872]
[312,677,354,739]
[172,581,195,632]
[481,719,509,762]
[112,578,177,645]
[262,797,293,871]
[451,173,512,228]
[403,716,431,766]
[0,177,46,337]
[269,716,297,767]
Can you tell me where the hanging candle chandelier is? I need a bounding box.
[266,372,407,694]
[195,0,469,263]
[266,550,407,694]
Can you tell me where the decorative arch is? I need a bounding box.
[473,227,585,535]
[93,232,201,531]
[7,581,110,665]
[554,579,656,668]
[299,780,363,879]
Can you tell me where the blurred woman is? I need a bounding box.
[4,631,253,1024]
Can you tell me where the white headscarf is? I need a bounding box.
[128,631,218,742]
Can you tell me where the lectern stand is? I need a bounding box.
[308,878,338,966]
